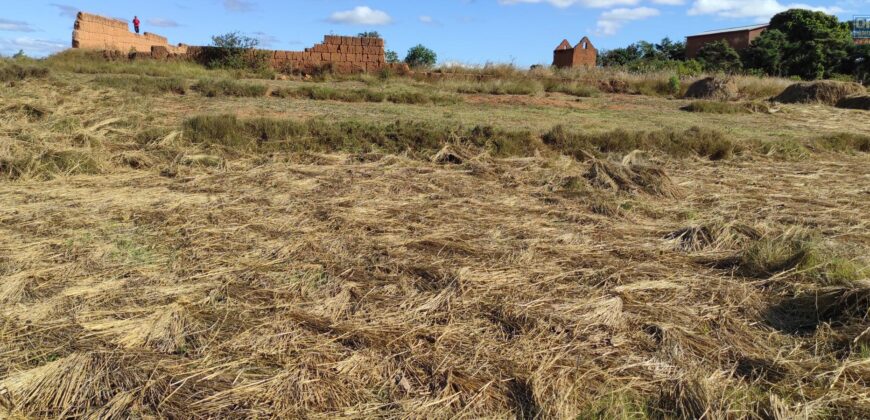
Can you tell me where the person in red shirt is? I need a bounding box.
[133,16,140,34]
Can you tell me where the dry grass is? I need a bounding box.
[0,57,868,419]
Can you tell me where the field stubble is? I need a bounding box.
[0,58,868,418]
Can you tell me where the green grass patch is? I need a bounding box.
[681,100,772,114]
[192,79,268,97]
[542,125,740,161]
[0,61,50,82]
[543,80,600,97]
[0,149,102,180]
[739,233,865,286]
[182,115,542,157]
[273,85,457,105]
[93,75,187,95]
[809,133,870,153]
[451,79,543,95]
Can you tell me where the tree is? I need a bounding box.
[742,29,788,76]
[598,44,642,66]
[358,31,381,38]
[385,50,400,64]
[744,9,853,79]
[208,32,266,70]
[404,44,437,68]
[656,37,686,61]
[697,40,742,73]
[12,49,27,59]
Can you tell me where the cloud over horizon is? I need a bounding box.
[328,6,393,25]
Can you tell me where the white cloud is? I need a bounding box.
[499,0,641,8]
[146,18,181,28]
[688,0,842,21]
[252,32,278,47]
[328,6,393,25]
[0,19,36,32]
[223,0,254,12]
[50,4,79,18]
[595,6,660,35]
[419,15,435,24]
[0,36,66,56]
[650,0,685,5]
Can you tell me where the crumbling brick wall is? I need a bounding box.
[552,37,597,69]
[71,12,401,74]
[187,35,394,74]
[72,12,186,55]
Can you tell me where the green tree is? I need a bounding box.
[656,37,686,60]
[404,44,437,68]
[12,49,27,59]
[358,31,381,38]
[742,29,788,76]
[208,32,267,70]
[744,9,853,79]
[697,40,742,73]
[598,44,642,66]
[385,50,400,64]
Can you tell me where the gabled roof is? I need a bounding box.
[575,36,594,50]
[554,39,572,51]
[688,24,768,37]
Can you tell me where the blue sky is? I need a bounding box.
[1,0,865,65]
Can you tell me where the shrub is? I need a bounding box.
[207,32,269,71]
[668,76,681,95]
[404,44,437,68]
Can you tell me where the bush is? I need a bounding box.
[207,32,269,71]
[404,44,437,68]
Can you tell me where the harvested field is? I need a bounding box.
[1,56,869,419]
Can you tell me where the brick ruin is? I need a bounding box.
[71,12,406,74]
[553,36,597,69]
[72,12,187,55]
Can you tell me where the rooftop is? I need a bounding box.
[688,24,768,37]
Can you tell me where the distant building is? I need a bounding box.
[685,24,768,58]
[553,37,597,69]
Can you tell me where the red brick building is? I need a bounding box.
[685,24,768,58]
[553,37,597,69]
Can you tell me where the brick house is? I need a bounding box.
[685,24,768,58]
[553,37,597,69]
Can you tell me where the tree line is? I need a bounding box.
[599,9,869,81]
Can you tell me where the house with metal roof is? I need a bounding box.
[685,24,768,58]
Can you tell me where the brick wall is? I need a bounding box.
[72,12,186,55]
[685,28,766,58]
[273,35,389,73]
[71,12,403,74]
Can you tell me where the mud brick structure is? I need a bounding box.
[553,37,597,69]
[186,35,399,74]
[72,12,187,55]
[71,12,405,74]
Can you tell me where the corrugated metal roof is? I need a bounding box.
[688,24,768,37]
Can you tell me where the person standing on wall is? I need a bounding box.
[133,16,140,34]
